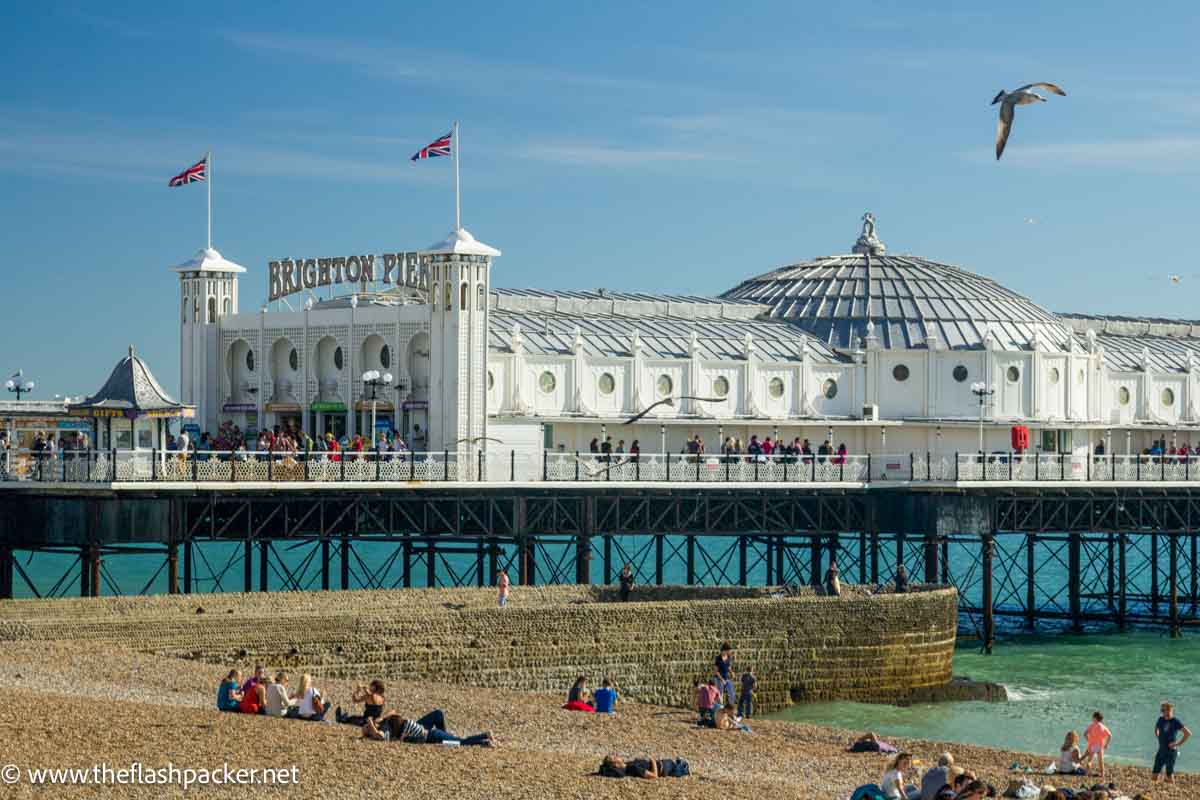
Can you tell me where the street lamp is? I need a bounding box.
[970,382,995,454]
[361,369,393,448]
[5,371,34,400]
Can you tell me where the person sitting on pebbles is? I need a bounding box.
[216,669,244,712]
[336,679,389,726]
[363,713,496,747]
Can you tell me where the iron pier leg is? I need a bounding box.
[579,496,594,585]
[941,538,950,586]
[858,530,867,584]
[80,545,91,597]
[870,529,880,585]
[183,539,192,594]
[1152,531,1161,620]
[1107,533,1116,611]
[340,535,350,591]
[1170,533,1181,638]
[402,537,412,588]
[321,538,330,591]
[602,535,612,586]
[90,545,101,597]
[809,535,822,587]
[982,534,995,654]
[686,536,695,585]
[243,540,253,593]
[168,543,179,595]
[1026,534,1036,630]
[1192,532,1199,618]
[655,534,664,586]
[776,536,785,586]
[259,540,269,592]
[0,547,12,599]
[427,540,436,588]
[477,538,486,587]
[488,539,499,587]
[1118,533,1128,631]
[923,533,938,583]
[739,536,748,586]
[1069,532,1082,633]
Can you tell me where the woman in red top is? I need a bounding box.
[238,681,267,714]
[325,434,341,462]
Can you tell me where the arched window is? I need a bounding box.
[431,282,439,310]
[460,283,469,310]
[193,299,199,323]
[182,299,187,323]
[223,298,231,316]
[207,297,216,323]
[444,282,451,311]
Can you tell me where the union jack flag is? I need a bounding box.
[411,131,452,161]
[168,157,207,187]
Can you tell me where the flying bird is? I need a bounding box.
[1024,217,1039,225]
[622,396,724,425]
[992,83,1067,160]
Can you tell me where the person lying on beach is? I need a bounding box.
[849,731,898,753]
[363,714,496,747]
[335,679,388,726]
[598,755,690,779]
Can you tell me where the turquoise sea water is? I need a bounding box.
[772,632,1199,769]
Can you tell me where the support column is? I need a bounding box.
[982,534,995,654]
[738,536,748,586]
[1192,532,1199,617]
[402,536,412,588]
[686,535,695,585]
[1026,533,1036,629]
[1106,533,1116,611]
[426,540,436,588]
[340,535,350,590]
[80,545,91,597]
[1170,532,1181,638]
[923,533,938,583]
[1118,532,1128,631]
[243,540,253,593]
[869,529,879,584]
[321,538,330,591]
[809,535,821,586]
[776,536,786,586]
[602,535,612,586]
[476,537,486,587]
[1151,531,1160,620]
[1069,532,1082,633]
[89,545,101,597]
[655,534,664,585]
[259,540,269,592]
[0,546,12,600]
[167,543,179,595]
[577,496,593,585]
[858,530,867,584]
[183,539,192,594]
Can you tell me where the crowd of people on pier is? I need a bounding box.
[163,421,414,461]
[585,432,851,463]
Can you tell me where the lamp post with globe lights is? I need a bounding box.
[6,371,34,401]
[362,369,393,448]
[970,381,995,455]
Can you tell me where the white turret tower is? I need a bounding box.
[174,247,246,432]
[424,228,501,474]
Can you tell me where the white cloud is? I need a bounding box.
[985,137,1200,170]
[513,142,732,167]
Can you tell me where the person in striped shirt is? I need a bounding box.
[363,709,496,747]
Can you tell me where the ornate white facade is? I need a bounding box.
[176,216,1200,468]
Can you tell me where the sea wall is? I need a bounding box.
[0,584,958,711]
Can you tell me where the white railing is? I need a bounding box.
[4,448,1200,486]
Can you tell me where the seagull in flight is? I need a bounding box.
[622,396,724,425]
[992,83,1067,160]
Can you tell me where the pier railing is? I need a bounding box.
[3,447,1200,485]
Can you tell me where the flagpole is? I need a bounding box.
[453,121,461,231]
[207,150,213,249]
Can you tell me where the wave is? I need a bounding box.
[1003,685,1055,702]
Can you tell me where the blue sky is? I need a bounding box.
[2,1,1199,398]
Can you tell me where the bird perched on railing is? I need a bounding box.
[622,397,724,425]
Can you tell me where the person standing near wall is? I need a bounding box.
[714,643,735,707]
[737,667,756,719]
[618,564,634,602]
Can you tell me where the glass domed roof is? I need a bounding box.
[721,215,1074,352]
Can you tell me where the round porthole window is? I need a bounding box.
[1162,387,1176,407]
[289,348,298,371]
[892,364,910,382]
[598,373,615,395]
[1048,367,1060,384]
[712,376,730,397]
[953,365,969,383]
[487,371,495,391]
[822,378,838,399]
[1006,366,1020,383]
[1118,386,1131,406]
[657,374,673,397]
[768,377,785,399]
[539,371,556,394]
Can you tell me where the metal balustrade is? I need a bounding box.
[2,448,1199,485]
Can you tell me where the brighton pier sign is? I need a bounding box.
[268,252,428,302]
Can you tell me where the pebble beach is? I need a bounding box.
[0,638,1196,799]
